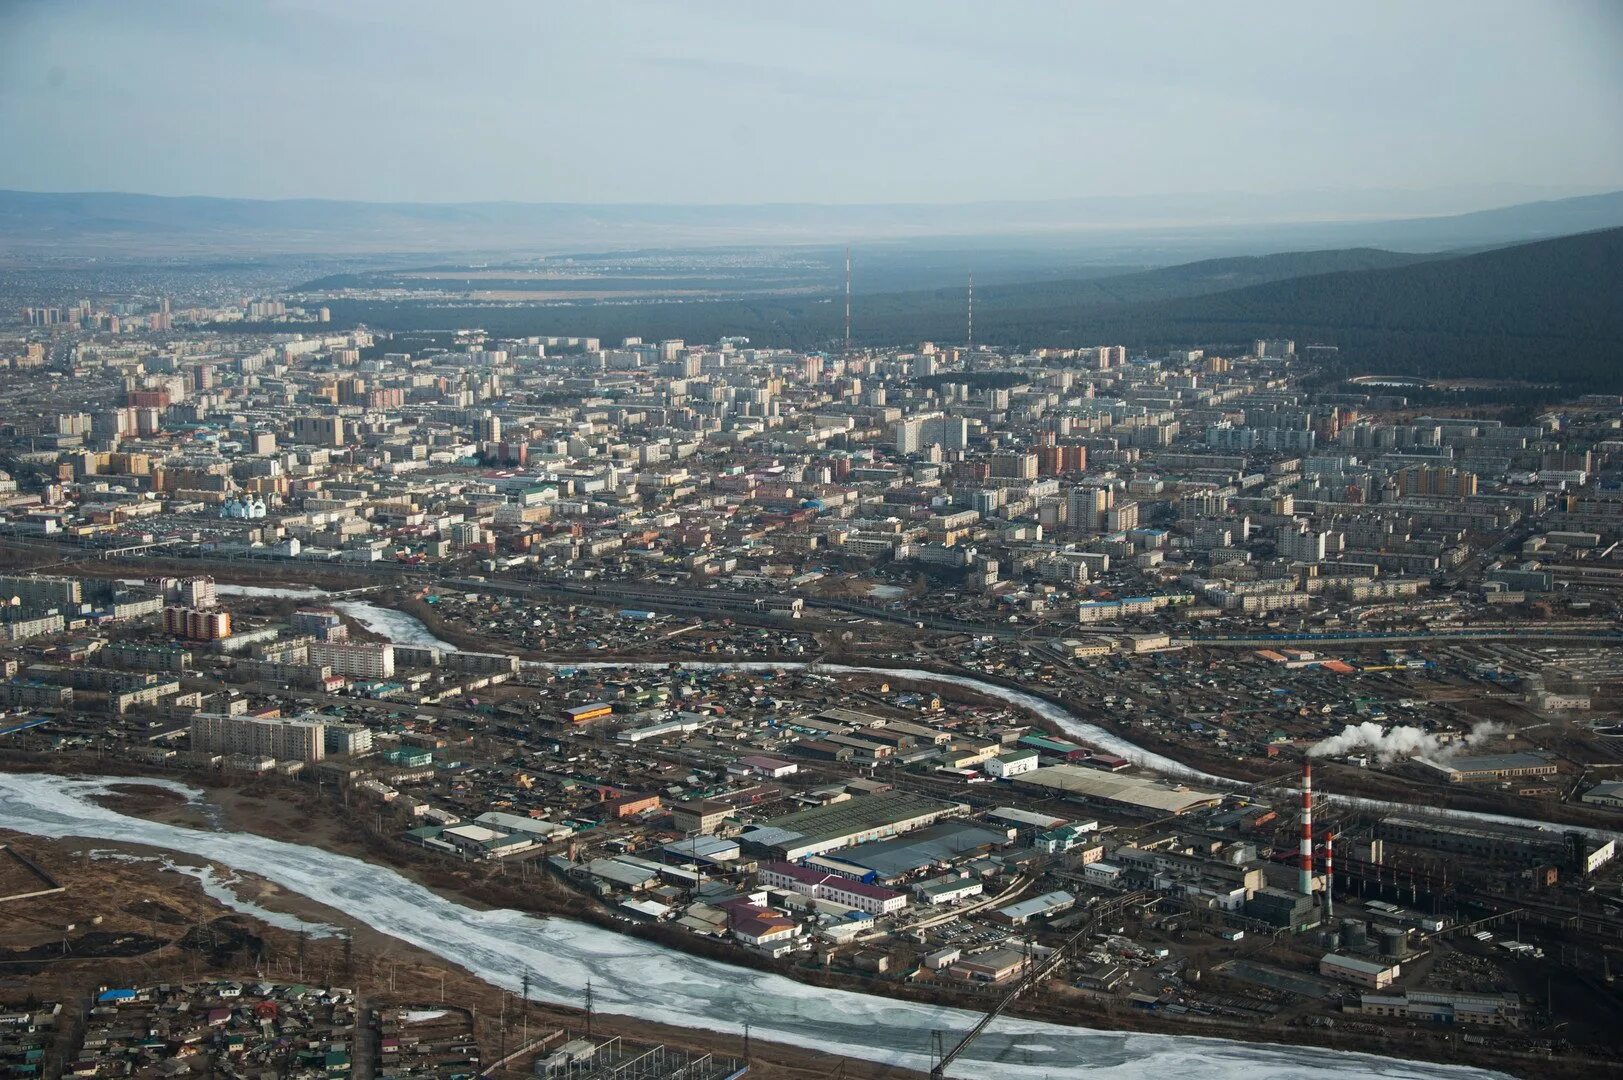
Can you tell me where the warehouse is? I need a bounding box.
[946,946,1030,984]
[740,791,966,860]
[984,749,1040,778]
[1320,953,1400,989]
[1011,765,1223,816]
[992,890,1075,926]
[1352,990,1522,1026]
[1418,752,1557,785]
[758,862,908,915]
[987,807,1070,832]
[472,811,572,842]
[662,835,741,865]
[834,821,1012,882]
[1581,780,1623,808]
[617,716,706,743]
[732,754,799,778]
[1017,734,1089,761]
[671,799,733,834]
[563,702,614,724]
[913,874,985,905]
[406,823,535,860]
[1377,814,1616,874]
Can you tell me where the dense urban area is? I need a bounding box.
[4,281,1623,1080]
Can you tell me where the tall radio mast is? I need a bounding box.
[966,270,974,353]
[844,246,852,354]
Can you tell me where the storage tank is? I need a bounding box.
[1342,918,1369,949]
[1378,926,1407,958]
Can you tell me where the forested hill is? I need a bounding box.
[313,247,1435,351]
[955,247,1432,308]
[310,229,1622,387]
[1041,226,1623,387]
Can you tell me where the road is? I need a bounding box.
[7,536,1623,651]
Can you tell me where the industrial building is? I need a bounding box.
[661,835,741,865]
[671,799,734,834]
[1319,952,1400,989]
[1352,990,1522,1026]
[1011,765,1223,815]
[1580,779,1623,808]
[831,821,1011,882]
[1376,814,1616,874]
[740,791,966,860]
[472,811,573,842]
[759,861,909,915]
[992,890,1075,925]
[564,701,614,724]
[407,822,535,860]
[1418,751,1558,785]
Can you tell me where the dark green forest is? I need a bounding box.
[283,229,1623,388]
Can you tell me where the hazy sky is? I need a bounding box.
[2,0,1620,206]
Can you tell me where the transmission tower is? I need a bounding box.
[844,245,852,353]
[966,271,974,353]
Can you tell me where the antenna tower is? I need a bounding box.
[966,270,974,353]
[844,245,852,353]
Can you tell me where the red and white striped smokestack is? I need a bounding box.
[1323,830,1335,919]
[1300,760,1314,897]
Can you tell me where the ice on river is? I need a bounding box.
[331,600,456,651]
[0,773,1508,1080]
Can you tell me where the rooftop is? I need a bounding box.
[1012,765,1223,814]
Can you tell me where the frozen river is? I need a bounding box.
[0,773,1509,1080]
[330,599,457,651]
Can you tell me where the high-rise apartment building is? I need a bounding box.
[190,713,326,762]
[308,640,396,680]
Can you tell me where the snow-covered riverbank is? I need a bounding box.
[0,774,1508,1080]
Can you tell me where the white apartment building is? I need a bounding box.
[308,640,396,680]
[190,713,326,762]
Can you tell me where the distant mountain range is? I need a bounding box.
[309,228,1623,389]
[2,187,1621,259]
[6,184,1618,388]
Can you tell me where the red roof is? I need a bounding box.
[762,861,902,902]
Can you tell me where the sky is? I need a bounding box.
[1,0,1620,207]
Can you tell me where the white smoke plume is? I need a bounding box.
[1308,720,1505,763]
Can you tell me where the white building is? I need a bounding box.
[984,749,1040,778]
[191,713,325,762]
[308,640,396,680]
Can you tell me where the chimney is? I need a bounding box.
[1323,830,1335,919]
[1300,760,1313,897]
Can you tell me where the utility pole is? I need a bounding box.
[521,971,531,1047]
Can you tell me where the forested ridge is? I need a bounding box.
[302,229,1623,387]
